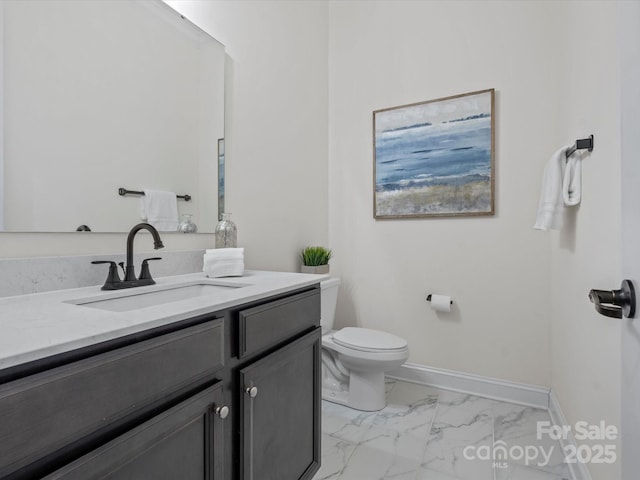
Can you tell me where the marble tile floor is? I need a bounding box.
[313,379,572,480]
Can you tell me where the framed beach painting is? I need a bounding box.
[373,89,495,219]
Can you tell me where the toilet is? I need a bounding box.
[320,278,409,411]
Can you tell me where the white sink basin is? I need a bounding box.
[68,281,248,312]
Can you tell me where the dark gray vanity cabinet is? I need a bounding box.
[239,329,321,480]
[0,283,321,480]
[234,289,322,480]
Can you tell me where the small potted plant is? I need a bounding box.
[300,246,332,274]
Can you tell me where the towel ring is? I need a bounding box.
[566,135,594,159]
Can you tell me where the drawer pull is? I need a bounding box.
[246,386,258,398]
[214,405,230,419]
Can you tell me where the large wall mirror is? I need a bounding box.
[0,0,225,233]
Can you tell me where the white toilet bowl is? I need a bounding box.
[320,278,410,411]
[322,327,409,411]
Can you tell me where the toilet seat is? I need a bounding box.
[333,327,408,353]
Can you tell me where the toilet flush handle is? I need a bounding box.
[246,386,258,398]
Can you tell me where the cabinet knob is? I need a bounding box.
[246,386,258,398]
[214,405,230,419]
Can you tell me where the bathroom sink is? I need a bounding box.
[68,281,247,312]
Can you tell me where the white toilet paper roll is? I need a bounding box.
[430,294,452,313]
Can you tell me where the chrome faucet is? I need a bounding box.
[92,222,164,290]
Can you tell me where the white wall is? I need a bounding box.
[619,3,640,478]
[329,2,623,477]
[550,3,622,479]
[142,0,330,272]
[548,2,622,479]
[329,0,563,387]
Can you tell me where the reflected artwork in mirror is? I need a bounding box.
[0,0,225,233]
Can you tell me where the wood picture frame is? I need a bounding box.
[373,89,495,219]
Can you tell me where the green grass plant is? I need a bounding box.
[301,246,333,266]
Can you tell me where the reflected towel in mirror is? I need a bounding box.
[139,189,179,231]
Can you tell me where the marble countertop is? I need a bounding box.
[0,270,328,371]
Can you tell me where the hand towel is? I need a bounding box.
[533,145,572,231]
[563,150,582,206]
[203,248,244,277]
[205,248,244,259]
[139,189,179,231]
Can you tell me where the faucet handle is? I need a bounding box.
[91,260,121,289]
[139,257,162,281]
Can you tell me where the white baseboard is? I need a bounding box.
[388,362,550,409]
[388,362,592,480]
[548,389,593,480]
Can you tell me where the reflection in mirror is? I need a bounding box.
[218,138,225,221]
[0,0,224,233]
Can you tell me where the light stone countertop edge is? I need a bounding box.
[0,270,329,371]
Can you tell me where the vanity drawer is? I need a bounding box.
[0,318,224,478]
[238,289,320,359]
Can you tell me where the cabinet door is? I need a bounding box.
[239,328,321,480]
[0,318,224,478]
[45,383,227,480]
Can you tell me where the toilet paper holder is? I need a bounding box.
[426,294,453,305]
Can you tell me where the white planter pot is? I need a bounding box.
[301,265,329,274]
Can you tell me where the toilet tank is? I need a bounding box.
[320,277,340,333]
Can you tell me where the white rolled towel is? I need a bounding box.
[205,248,244,259]
[203,248,244,277]
[534,145,572,231]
